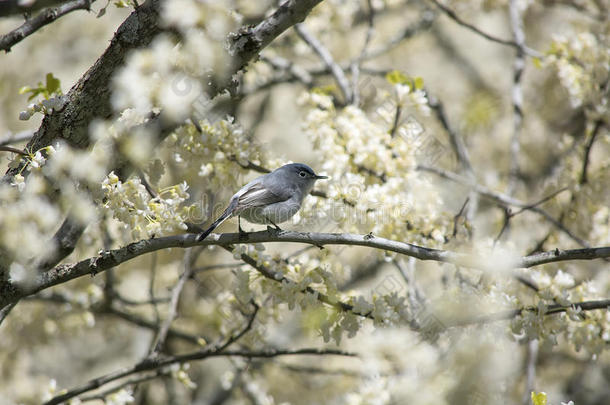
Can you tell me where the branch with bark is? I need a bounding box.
[0,0,95,52]
[2,230,608,310]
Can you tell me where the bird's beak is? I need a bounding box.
[314,174,328,179]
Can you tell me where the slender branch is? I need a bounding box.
[149,248,194,355]
[362,10,435,60]
[428,0,541,57]
[225,246,369,319]
[507,0,525,195]
[0,301,16,326]
[3,230,609,309]
[0,0,72,17]
[79,369,171,402]
[427,93,473,175]
[294,23,353,104]
[522,339,539,405]
[417,165,590,247]
[579,119,604,184]
[0,145,28,155]
[451,299,610,326]
[44,346,353,405]
[259,55,314,88]
[0,0,94,53]
[350,0,375,106]
[26,292,204,345]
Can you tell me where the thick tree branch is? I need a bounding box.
[0,0,94,52]
[228,0,324,74]
[2,231,608,309]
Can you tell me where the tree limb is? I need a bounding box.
[44,346,354,405]
[2,231,608,309]
[0,0,94,52]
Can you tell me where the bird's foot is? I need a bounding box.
[265,217,283,233]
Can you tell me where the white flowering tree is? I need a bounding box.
[0,0,609,404]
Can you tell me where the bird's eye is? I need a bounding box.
[299,171,307,178]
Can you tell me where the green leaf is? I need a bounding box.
[532,57,543,69]
[531,392,547,405]
[45,73,61,95]
[18,86,31,95]
[385,70,410,86]
[312,84,336,96]
[414,76,424,90]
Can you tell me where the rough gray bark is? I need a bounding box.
[1,230,609,309]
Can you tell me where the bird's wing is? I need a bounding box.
[236,182,291,210]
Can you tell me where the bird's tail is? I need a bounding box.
[197,204,234,241]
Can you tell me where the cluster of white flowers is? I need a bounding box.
[170,363,197,389]
[392,83,431,116]
[344,375,391,405]
[113,0,237,123]
[511,269,609,357]
[228,244,411,345]
[545,32,610,110]
[168,117,279,192]
[1,175,61,276]
[105,389,134,405]
[298,91,450,246]
[101,172,190,239]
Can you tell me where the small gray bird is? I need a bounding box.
[197,163,327,241]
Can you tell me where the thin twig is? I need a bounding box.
[26,292,204,345]
[223,246,371,320]
[507,0,526,196]
[79,369,171,402]
[579,119,604,185]
[0,301,17,326]
[417,165,590,247]
[521,339,539,405]
[428,0,541,57]
[350,0,375,106]
[362,10,436,60]
[0,145,28,156]
[294,23,353,104]
[149,248,195,355]
[427,93,473,175]
[449,298,610,326]
[0,0,95,52]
